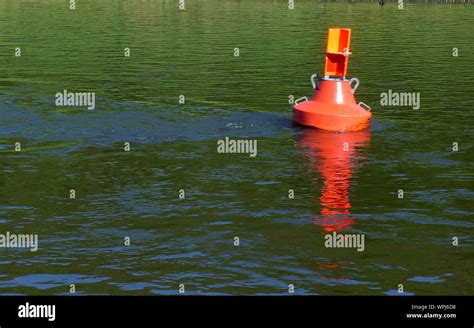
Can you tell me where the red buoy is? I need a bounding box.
[292,28,372,132]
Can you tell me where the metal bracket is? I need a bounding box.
[350,77,360,94]
[358,101,371,112]
[310,74,319,90]
[295,96,308,105]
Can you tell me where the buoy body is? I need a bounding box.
[292,78,371,132]
[292,27,372,132]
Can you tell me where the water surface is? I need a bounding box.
[0,0,473,295]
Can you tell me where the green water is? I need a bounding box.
[0,1,473,295]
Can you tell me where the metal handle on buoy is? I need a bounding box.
[310,74,319,90]
[350,77,359,94]
[358,101,371,112]
[295,96,308,105]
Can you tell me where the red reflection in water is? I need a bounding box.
[318,275,350,281]
[315,262,342,269]
[298,129,371,232]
